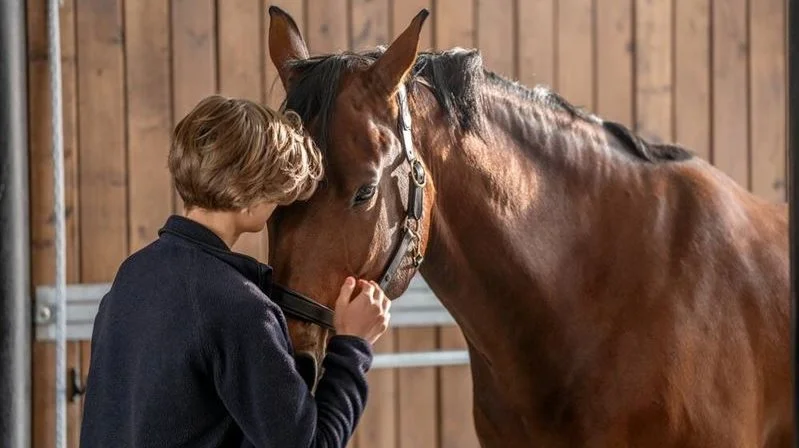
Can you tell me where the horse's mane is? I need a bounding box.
[282,47,693,163]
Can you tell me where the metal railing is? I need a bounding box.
[34,275,470,370]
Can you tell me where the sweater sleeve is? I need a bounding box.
[202,294,372,448]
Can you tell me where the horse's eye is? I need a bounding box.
[353,184,377,205]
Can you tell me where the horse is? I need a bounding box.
[265,6,792,447]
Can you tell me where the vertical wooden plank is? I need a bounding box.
[436,3,480,447]
[354,338,397,448]
[171,0,217,215]
[217,0,267,261]
[557,0,594,110]
[596,0,634,126]
[76,0,128,439]
[635,0,673,142]
[76,0,128,278]
[674,0,711,161]
[712,0,749,187]
[27,0,83,445]
[435,0,476,49]
[476,0,514,78]
[750,0,786,202]
[306,0,349,54]
[126,0,172,253]
[397,328,438,447]
[264,0,304,111]
[439,328,479,448]
[351,0,389,51]
[392,3,438,448]
[517,0,555,89]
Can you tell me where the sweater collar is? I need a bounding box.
[157,215,273,294]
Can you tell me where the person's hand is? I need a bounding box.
[334,277,391,345]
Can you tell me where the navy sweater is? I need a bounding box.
[80,215,373,448]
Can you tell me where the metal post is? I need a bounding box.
[45,0,67,446]
[0,0,31,446]
[789,0,799,445]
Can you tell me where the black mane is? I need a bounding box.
[282,47,693,163]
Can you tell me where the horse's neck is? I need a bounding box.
[417,90,643,370]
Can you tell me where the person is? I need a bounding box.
[79,95,391,447]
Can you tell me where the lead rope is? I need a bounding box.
[47,0,67,446]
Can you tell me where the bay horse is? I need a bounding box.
[266,6,792,447]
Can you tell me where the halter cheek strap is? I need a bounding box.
[377,83,427,291]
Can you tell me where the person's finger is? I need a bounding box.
[358,280,376,303]
[381,294,391,313]
[335,277,356,311]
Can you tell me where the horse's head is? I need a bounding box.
[266,6,436,387]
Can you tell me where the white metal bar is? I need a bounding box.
[33,276,457,341]
[46,0,66,446]
[371,350,470,369]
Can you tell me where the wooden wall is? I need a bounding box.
[26,0,786,447]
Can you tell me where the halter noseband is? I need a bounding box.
[275,84,426,330]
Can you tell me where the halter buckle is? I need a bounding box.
[411,159,427,187]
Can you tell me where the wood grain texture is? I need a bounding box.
[351,0,390,50]
[712,0,750,187]
[75,1,129,440]
[306,0,348,54]
[674,0,711,161]
[517,0,555,89]
[435,0,475,49]
[634,0,673,142]
[596,0,633,126]
[476,0,515,78]
[557,0,594,110]
[398,327,439,447]
[125,0,172,253]
[76,0,128,280]
[439,327,479,448]
[750,0,786,201]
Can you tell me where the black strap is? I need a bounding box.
[270,284,335,331]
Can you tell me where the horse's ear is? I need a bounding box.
[368,9,429,95]
[268,6,309,89]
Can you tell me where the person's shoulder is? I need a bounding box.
[193,264,285,331]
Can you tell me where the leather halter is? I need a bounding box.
[274,84,426,330]
[376,83,427,290]
[270,283,336,331]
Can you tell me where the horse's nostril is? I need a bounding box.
[294,351,318,390]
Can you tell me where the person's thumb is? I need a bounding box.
[335,276,356,312]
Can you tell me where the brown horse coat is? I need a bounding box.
[267,7,792,447]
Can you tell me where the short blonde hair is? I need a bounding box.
[169,95,323,210]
